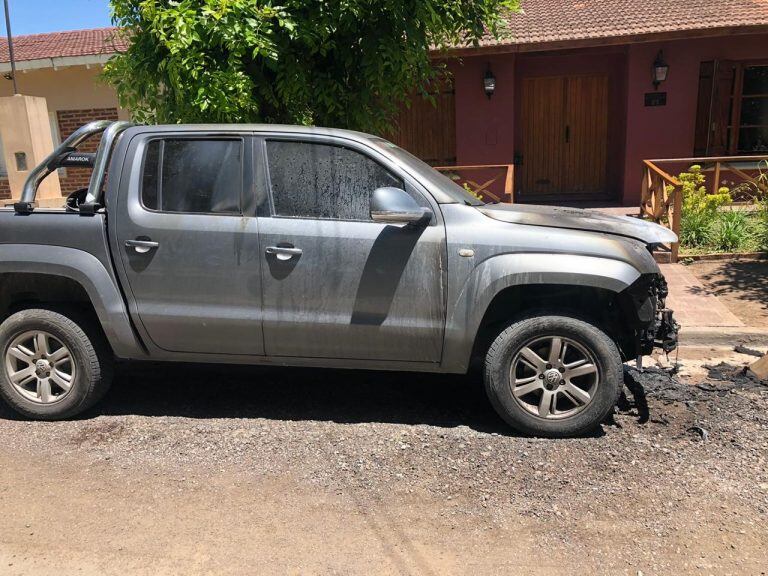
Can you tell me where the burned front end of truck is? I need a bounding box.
[619,273,679,361]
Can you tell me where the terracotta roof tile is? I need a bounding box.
[0,27,126,63]
[481,0,768,47]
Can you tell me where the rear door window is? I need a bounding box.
[142,138,242,214]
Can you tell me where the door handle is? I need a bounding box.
[125,239,159,254]
[265,245,302,261]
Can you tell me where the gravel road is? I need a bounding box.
[1,348,767,575]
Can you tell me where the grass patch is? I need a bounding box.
[680,209,767,256]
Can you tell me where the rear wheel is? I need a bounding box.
[484,315,622,437]
[0,308,113,420]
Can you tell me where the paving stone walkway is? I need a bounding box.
[659,263,744,328]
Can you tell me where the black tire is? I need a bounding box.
[484,315,622,438]
[0,308,113,420]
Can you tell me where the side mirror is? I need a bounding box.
[370,187,433,226]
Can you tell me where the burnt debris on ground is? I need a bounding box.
[620,364,768,446]
[624,363,766,406]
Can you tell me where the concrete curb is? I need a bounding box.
[679,252,768,262]
[678,327,768,346]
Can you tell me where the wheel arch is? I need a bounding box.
[441,253,642,372]
[0,244,145,359]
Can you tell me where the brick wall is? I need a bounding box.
[0,178,10,201]
[57,108,119,194]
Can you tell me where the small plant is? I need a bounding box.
[681,209,714,247]
[731,158,768,201]
[463,182,484,201]
[678,165,731,214]
[710,210,750,252]
[755,196,768,252]
[677,165,731,248]
[747,160,768,252]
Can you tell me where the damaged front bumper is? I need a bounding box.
[650,307,679,354]
[642,308,680,354]
[620,274,679,357]
[641,275,679,355]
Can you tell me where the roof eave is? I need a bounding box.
[438,23,768,57]
[0,53,116,73]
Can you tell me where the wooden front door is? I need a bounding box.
[519,74,609,200]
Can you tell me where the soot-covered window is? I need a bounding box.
[265,140,404,220]
[141,138,242,214]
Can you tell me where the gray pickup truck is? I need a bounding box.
[0,121,678,437]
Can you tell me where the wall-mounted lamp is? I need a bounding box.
[483,65,496,99]
[652,51,669,89]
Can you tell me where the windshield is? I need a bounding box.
[367,137,485,206]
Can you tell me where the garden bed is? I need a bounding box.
[681,208,767,255]
[676,164,767,257]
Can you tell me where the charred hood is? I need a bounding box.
[477,203,678,245]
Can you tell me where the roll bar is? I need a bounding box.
[15,120,134,214]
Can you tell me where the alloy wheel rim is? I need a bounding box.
[509,335,599,420]
[4,330,75,404]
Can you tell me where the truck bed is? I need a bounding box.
[0,208,115,274]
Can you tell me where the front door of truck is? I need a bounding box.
[256,137,446,362]
[113,133,264,355]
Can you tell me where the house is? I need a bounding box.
[391,0,768,206]
[1,1,768,207]
[0,28,128,199]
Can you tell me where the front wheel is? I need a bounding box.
[484,315,622,437]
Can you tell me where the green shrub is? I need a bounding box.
[755,197,768,252]
[710,210,750,252]
[680,210,714,247]
[679,165,731,214]
[677,165,731,248]
[105,0,519,131]
[462,182,484,201]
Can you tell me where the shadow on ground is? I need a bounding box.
[691,260,768,308]
[95,363,508,433]
[0,363,653,436]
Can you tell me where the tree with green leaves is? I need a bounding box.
[104,0,517,133]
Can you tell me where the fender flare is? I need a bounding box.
[441,253,641,372]
[0,244,144,358]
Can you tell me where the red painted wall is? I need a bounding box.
[623,33,768,204]
[451,55,516,166]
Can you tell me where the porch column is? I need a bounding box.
[0,94,62,205]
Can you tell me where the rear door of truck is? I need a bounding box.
[110,128,264,356]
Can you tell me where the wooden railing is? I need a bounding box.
[640,160,683,261]
[641,155,768,262]
[434,164,515,203]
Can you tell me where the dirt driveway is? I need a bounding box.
[1,353,767,575]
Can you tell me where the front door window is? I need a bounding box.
[265,140,404,220]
